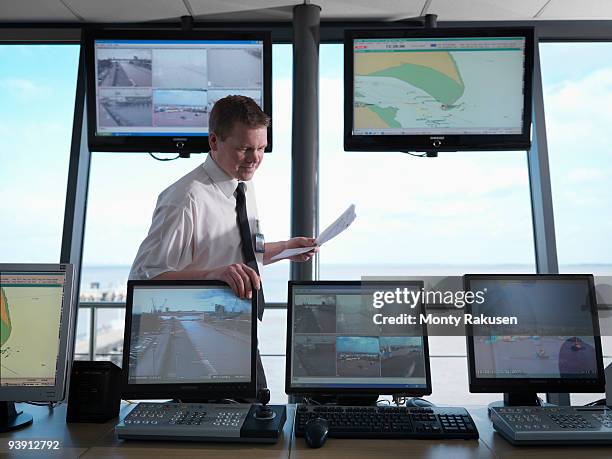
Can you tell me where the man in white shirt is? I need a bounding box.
[129,95,316,390]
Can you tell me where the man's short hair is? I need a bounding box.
[209,95,270,140]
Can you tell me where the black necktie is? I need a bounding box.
[235,182,265,320]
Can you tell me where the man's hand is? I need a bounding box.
[285,237,319,262]
[204,263,260,299]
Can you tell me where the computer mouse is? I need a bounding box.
[405,397,434,408]
[304,417,329,448]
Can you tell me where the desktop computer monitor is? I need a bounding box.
[0,264,76,432]
[286,281,431,397]
[464,274,605,405]
[122,280,257,400]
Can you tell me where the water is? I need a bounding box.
[76,263,612,398]
[79,263,612,303]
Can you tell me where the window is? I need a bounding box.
[0,45,80,262]
[318,43,536,404]
[318,44,536,278]
[540,43,612,396]
[540,43,612,275]
[80,44,292,304]
[77,45,292,367]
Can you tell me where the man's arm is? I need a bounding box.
[153,264,261,300]
[153,270,209,280]
[263,237,318,265]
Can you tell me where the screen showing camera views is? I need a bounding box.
[469,278,600,379]
[94,39,264,136]
[290,284,428,390]
[127,285,252,385]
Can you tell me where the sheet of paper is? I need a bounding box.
[315,204,356,246]
[270,246,317,261]
[270,204,356,261]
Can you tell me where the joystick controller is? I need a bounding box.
[254,388,276,420]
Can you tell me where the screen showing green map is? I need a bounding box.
[0,273,65,387]
[353,36,526,135]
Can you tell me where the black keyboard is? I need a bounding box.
[295,405,479,440]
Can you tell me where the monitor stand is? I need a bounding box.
[304,394,379,406]
[0,402,33,433]
[487,392,542,414]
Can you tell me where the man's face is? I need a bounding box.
[209,122,267,181]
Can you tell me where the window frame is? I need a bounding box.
[4,19,612,393]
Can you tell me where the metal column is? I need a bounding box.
[60,47,92,358]
[290,3,321,281]
[528,37,559,276]
[528,34,569,406]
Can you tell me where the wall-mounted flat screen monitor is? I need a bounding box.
[85,29,272,153]
[344,27,534,152]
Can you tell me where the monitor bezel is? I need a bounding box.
[84,28,273,153]
[344,27,535,152]
[285,280,432,396]
[464,274,606,394]
[0,263,76,402]
[122,279,257,400]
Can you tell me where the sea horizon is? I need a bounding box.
[79,262,612,303]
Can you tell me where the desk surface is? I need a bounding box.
[2,403,612,458]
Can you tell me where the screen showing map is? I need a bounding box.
[127,285,252,385]
[353,36,527,135]
[0,272,67,387]
[94,39,264,136]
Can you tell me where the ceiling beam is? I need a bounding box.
[3,19,612,42]
[59,0,85,22]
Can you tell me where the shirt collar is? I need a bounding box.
[202,154,240,199]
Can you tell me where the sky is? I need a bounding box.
[0,43,611,277]
[153,89,207,107]
[132,287,250,314]
[337,336,380,354]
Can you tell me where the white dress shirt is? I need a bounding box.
[129,155,263,281]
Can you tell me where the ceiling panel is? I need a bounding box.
[0,0,78,22]
[63,0,189,22]
[538,0,612,19]
[317,0,424,20]
[2,0,612,23]
[189,0,294,21]
[428,0,549,20]
[189,0,425,21]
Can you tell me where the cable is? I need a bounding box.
[149,152,181,161]
[24,401,61,408]
[303,397,322,406]
[584,398,607,406]
[401,151,430,158]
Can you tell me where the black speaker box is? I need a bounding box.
[66,361,122,423]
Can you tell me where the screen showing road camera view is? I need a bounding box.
[94,39,264,136]
[127,285,252,384]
